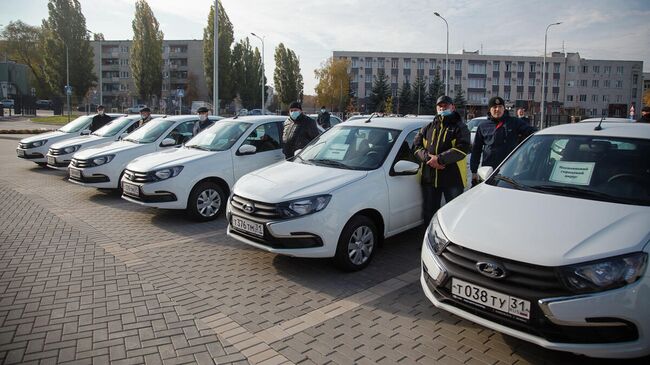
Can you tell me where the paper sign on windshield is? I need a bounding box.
[321,143,350,161]
[549,161,595,186]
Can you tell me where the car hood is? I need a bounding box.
[74,140,144,159]
[235,161,368,202]
[127,147,222,172]
[51,135,103,149]
[20,130,68,143]
[438,184,650,266]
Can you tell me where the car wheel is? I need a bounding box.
[334,215,378,271]
[187,182,225,221]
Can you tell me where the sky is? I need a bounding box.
[2,0,649,94]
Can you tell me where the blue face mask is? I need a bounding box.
[290,111,301,120]
[439,109,452,117]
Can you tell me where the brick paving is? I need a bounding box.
[0,136,644,364]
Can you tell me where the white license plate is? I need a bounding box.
[16,149,25,157]
[232,216,264,237]
[122,182,140,197]
[47,156,56,165]
[451,278,530,320]
[69,168,81,179]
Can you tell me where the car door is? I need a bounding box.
[233,121,284,180]
[157,121,196,150]
[385,128,424,231]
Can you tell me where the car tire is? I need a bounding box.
[187,182,225,222]
[334,215,378,271]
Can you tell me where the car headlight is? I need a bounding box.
[559,252,647,294]
[153,166,184,181]
[426,215,450,255]
[63,145,81,154]
[92,154,115,166]
[30,140,48,148]
[278,195,331,218]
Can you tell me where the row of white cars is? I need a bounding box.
[16,114,650,359]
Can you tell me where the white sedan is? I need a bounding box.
[121,116,287,221]
[68,115,221,189]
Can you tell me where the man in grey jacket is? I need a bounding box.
[282,101,319,158]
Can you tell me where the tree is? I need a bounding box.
[273,43,303,109]
[231,38,264,109]
[426,67,444,108]
[384,95,393,114]
[130,0,164,104]
[398,81,413,115]
[203,1,234,109]
[314,57,351,112]
[453,87,467,111]
[368,70,390,112]
[41,0,96,101]
[412,76,428,115]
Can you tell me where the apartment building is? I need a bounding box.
[89,40,208,111]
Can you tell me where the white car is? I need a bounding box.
[45,115,160,170]
[68,115,221,189]
[466,116,487,145]
[121,116,286,221]
[421,121,650,358]
[226,117,429,270]
[126,104,148,114]
[307,114,343,129]
[16,114,122,166]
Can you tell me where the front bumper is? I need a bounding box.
[67,165,116,188]
[16,147,47,162]
[45,153,73,170]
[420,240,650,359]
[120,178,182,208]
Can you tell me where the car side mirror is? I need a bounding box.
[80,129,91,136]
[161,138,176,147]
[393,160,420,175]
[118,132,128,140]
[477,166,494,181]
[238,144,257,155]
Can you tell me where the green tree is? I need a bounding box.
[398,81,413,115]
[426,67,444,109]
[453,87,467,113]
[130,0,163,104]
[0,21,51,97]
[273,43,303,109]
[314,57,351,112]
[203,1,234,109]
[412,75,428,115]
[231,37,264,109]
[368,70,390,112]
[41,0,96,101]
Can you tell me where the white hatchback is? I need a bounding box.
[68,115,221,189]
[227,117,429,270]
[421,121,650,358]
[121,116,286,221]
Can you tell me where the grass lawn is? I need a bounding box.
[30,115,81,125]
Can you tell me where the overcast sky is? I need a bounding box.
[3,0,649,93]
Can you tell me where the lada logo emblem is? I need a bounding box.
[242,202,255,214]
[476,261,507,279]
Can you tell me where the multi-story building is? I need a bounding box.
[334,50,643,120]
[89,40,208,112]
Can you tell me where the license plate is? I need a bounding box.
[232,215,264,237]
[47,156,56,165]
[16,149,25,157]
[122,182,140,197]
[69,168,81,179]
[451,278,530,320]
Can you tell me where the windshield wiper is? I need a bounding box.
[529,184,626,200]
[309,158,356,169]
[186,145,211,151]
[122,138,140,143]
[492,174,533,191]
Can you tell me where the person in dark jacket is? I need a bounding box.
[516,108,531,125]
[414,95,471,224]
[89,105,113,132]
[470,97,536,185]
[317,106,331,129]
[137,107,153,127]
[192,106,213,135]
[282,101,319,158]
[637,106,650,123]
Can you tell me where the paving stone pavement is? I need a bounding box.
[0,136,645,365]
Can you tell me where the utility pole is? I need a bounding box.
[213,0,219,115]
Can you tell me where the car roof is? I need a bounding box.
[579,117,632,123]
[219,115,286,123]
[537,121,650,139]
[338,116,428,130]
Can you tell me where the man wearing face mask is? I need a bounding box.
[317,105,331,129]
[414,95,471,224]
[470,96,536,186]
[137,107,153,127]
[193,106,213,136]
[282,101,319,158]
[89,105,113,132]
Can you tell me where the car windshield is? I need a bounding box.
[489,134,650,206]
[185,120,251,151]
[58,115,94,133]
[466,118,485,132]
[122,119,174,144]
[92,117,135,137]
[298,126,400,170]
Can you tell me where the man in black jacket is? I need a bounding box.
[637,106,650,123]
[471,97,536,185]
[282,101,319,158]
[414,95,471,224]
[89,105,113,132]
[317,106,331,129]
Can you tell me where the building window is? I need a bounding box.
[616,95,622,102]
[633,74,638,85]
[120,46,129,53]
[468,92,485,102]
[632,88,637,98]
[552,93,559,101]
[591,108,598,116]
[602,108,608,116]
[169,45,187,53]
[120,71,129,78]
[493,61,500,72]
[517,62,524,72]
[528,78,535,86]
[528,91,535,100]
[602,95,609,102]
[567,95,574,101]
[568,66,576,73]
[504,78,511,86]
[616,66,624,74]
[529,63,536,72]
[580,80,588,87]
[504,91,511,100]
[582,65,588,73]
[591,94,597,102]
[505,62,512,72]
[404,59,411,69]
[417,59,424,70]
[517,78,523,86]
[391,58,398,69]
[592,80,599,88]
[454,61,462,71]
[352,58,358,67]
[593,65,599,73]
[493,77,499,85]
[552,79,559,87]
[554,63,560,73]
[615,80,622,88]
[468,78,486,88]
[579,94,587,102]
[517,92,523,100]
[567,80,575,87]
[604,66,611,74]
[365,58,373,68]
[429,59,436,69]
[604,80,610,88]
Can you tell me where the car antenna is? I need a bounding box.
[364,112,376,123]
[594,114,606,131]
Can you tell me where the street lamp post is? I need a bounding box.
[541,22,561,130]
[213,0,219,115]
[66,44,70,122]
[434,12,449,96]
[251,32,265,113]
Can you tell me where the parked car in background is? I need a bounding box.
[1,99,15,108]
[466,116,487,145]
[68,115,222,189]
[121,116,285,221]
[421,121,650,358]
[36,100,54,110]
[227,117,429,271]
[77,104,98,112]
[16,114,122,166]
[248,109,274,116]
[126,104,148,113]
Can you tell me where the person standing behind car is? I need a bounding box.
[282,101,319,158]
[137,107,153,127]
[89,105,113,132]
[470,96,536,185]
[192,106,213,135]
[414,95,471,224]
[516,108,530,125]
[637,106,650,123]
[317,105,331,129]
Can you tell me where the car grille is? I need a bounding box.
[70,158,93,168]
[123,169,152,183]
[230,194,282,220]
[49,148,65,156]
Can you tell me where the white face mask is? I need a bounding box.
[320,109,326,113]
[199,114,208,122]
[98,111,104,116]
